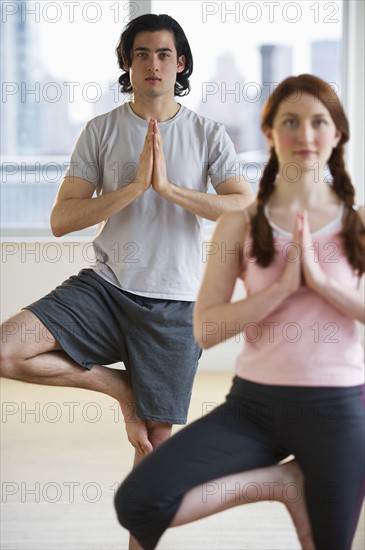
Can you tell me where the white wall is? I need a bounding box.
[1,240,90,318]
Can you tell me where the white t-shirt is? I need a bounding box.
[65,102,242,300]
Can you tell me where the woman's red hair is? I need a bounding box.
[250,74,365,274]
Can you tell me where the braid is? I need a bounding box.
[328,145,354,207]
[328,146,365,273]
[250,149,278,266]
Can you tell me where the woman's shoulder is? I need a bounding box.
[216,203,259,236]
[214,209,250,239]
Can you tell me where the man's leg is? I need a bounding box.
[0,309,153,454]
[129,420,173,550]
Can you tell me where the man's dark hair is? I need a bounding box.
[116,13,193,96]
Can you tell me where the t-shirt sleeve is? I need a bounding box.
[207,122,241,188]
[63,120,100,186]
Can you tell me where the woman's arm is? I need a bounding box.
[193,212,300,349]
[300,209,365,324]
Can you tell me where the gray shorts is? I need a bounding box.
[25,269,201,424]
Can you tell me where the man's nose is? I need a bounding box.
[147,57,159,72]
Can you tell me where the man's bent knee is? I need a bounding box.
[0,311,61,377]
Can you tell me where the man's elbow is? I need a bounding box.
[50,209,66,238]
[226,189,254,212]
[51,224,65,238]
[241,186,255,207]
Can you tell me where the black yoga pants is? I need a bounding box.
[115,377,365,550]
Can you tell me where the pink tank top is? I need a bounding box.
[235,205,364,386]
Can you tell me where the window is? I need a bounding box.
[152,0,343,193]
[1,0,131,236]
[0,1,352,237]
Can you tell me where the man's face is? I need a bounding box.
[125,30,185,100]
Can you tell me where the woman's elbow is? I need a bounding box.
[193,317,217,349]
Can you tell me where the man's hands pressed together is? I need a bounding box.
[133,118,172,198]
[151,119,172,197]
[133,119,154,195]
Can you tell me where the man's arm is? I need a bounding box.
[156,177,253,221]
[51,121,154,237]
[50,177,146,237]
[151,119,254,220]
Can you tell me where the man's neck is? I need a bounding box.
[129,96,181,122]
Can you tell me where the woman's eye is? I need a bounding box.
[283,119,297,128]
[313,119,327,127]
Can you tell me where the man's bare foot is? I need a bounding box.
[123,403,153,457]
[117,370,153,456]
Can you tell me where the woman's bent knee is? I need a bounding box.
[114,469,156,529]
[114,466,179,550]
[114,476,150,546]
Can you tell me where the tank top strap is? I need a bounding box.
[264,203,345,238]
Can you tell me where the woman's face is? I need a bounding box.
[265,92,342,174]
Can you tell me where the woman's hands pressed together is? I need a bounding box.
[280,211,328,295]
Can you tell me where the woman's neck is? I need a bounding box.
[271,172,338,210]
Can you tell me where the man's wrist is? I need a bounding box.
[157,180,174,199]
[128,180,148,199]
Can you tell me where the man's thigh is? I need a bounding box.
[23,269,131,370]
[1,309,62,358]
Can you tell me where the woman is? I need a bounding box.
[114,74,365,550]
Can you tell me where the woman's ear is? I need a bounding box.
[263,126,273,148]
[333,128,342,148]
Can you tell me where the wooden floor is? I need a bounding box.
[1,372,364,550]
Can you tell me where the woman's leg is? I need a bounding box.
[294,386,365,550]
[172,458,314,549]
[115,385,314,550]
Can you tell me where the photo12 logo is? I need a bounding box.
[1,2,140,24]
[201,2,341,25]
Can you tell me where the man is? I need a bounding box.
[0,13,253,548]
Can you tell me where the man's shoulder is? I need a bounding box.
[85,103,129,129]
[179,105,224,131]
